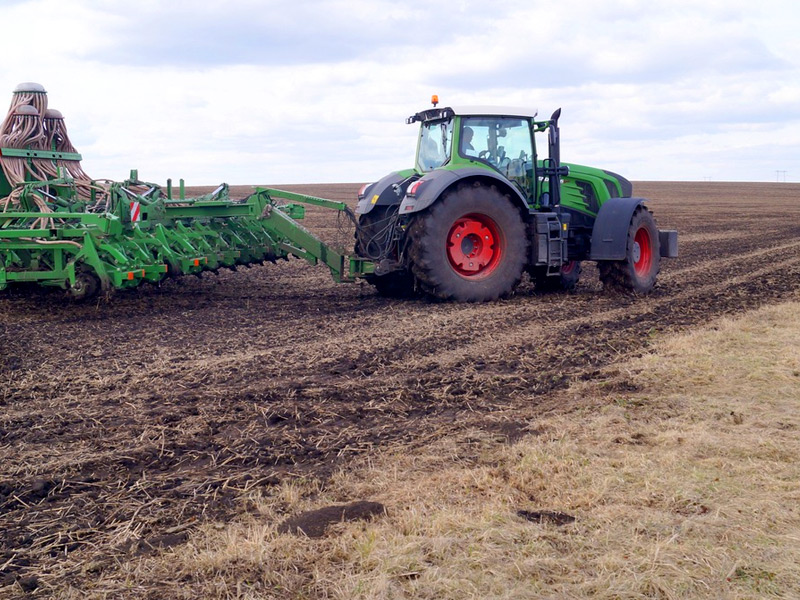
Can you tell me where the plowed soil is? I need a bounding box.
[2,181,800,593]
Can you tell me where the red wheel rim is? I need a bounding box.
[561,260,576,275]
[446,213,503,278]
[633,227,652,276]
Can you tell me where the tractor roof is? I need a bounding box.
[449,106,538,118]
[407,105,538,124]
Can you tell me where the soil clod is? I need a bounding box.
[278,501,386,538]
[517,509,576,526]
[17,575,39,593]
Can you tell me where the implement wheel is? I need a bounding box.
[355,206,418,298]
[67,268,100,302]
[599,206,660,294]
[408,183,527,301]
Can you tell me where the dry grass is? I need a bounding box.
[55,300,800,599]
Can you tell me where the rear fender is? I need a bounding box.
[398,168,527,216]
[589,197,647,260]
[356,171,415,215]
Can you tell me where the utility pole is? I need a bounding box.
[776,170,787,182]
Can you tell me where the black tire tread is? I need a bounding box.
[599,206,661,294]
[407,183,528,302]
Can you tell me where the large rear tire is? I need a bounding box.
[355,206,418,298]
[408,183,528,302]
[599,206,660,294]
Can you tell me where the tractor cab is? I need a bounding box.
[408,105,561,208]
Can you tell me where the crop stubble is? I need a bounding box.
[1,181,800,591]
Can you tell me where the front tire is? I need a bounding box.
[599,206,660,294]
[408,183,527,302]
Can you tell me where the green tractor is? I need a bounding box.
[355,99,678,301]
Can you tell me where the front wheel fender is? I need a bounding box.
[589,197,648,261]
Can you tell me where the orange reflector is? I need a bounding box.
[127,272,134,280]
[141,270,145,276]
[193,259,200,266]
[163,265,168,272]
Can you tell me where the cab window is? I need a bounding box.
[417,118,453,172]
[460,117,534,196]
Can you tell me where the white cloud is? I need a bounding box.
[1,0,799,184]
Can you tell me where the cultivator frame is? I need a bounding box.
[0,168,374,299]
[0,82,379,300]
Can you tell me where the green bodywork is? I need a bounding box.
[0,159,372,295]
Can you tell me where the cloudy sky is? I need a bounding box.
[2,0,799,185]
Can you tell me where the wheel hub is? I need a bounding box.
[447,214,502,277]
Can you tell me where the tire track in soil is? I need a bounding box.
[314,235,800,386]
[323,245,800,408]
[10,207,792,541]
[2,182,800,591]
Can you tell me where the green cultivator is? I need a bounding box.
[0,83,372,300]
